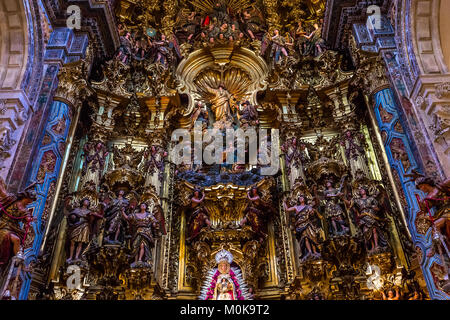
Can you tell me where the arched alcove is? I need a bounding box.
[0,0,29,90]
[0,0,46,185]
[410,0,448,74]
[439,0,450,70]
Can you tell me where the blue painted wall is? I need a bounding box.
[373,88,447,300]
[19,101,71,299]
[15,20,88,298]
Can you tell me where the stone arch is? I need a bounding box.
[410,0,448,74]
[392,0,450,176]
[439,0,450,70]
[0,0,29,90]
[0,0,45,183]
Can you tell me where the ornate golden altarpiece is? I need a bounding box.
[17,0,432,300]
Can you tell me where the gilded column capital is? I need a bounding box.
[351,51,390,98]
[53,46,94,110]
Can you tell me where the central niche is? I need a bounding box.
[176,45,269,118]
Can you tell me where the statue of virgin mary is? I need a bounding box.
[199,249,252,300]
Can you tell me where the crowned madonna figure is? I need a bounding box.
[199,249,252,300]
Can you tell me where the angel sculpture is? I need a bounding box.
[412,175,450,261]
[191,101,210,130]
[121,198,165,267]
[152,34,172,68]
[322,178,349,236]
[65,197,103,262]
[269,29,289,65]
[175,10,202,44]
[302,23,326,57]
[295,21,307,55]
[201,21,220,43]
[218,23,231,41]
[284,194,324,261]
[340,129,368,177]
[238,101,259,128]
[408,290,425,300]
[381,288,400,300]
[343,186,389,253]
[186,189,211,242]
[143,145,168,175]
[116,32,133,64]
[103,189,130,244]
[0,178,36,271]
[240,186,276,242]
[229,22,244,41]
[80,140,109,189]
[238,7,265,40]
[281,138,310,187]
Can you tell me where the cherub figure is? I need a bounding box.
[229,22,244,41]
[201,21,220,43]
[218,23,230,41]
[381,288,400,300]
